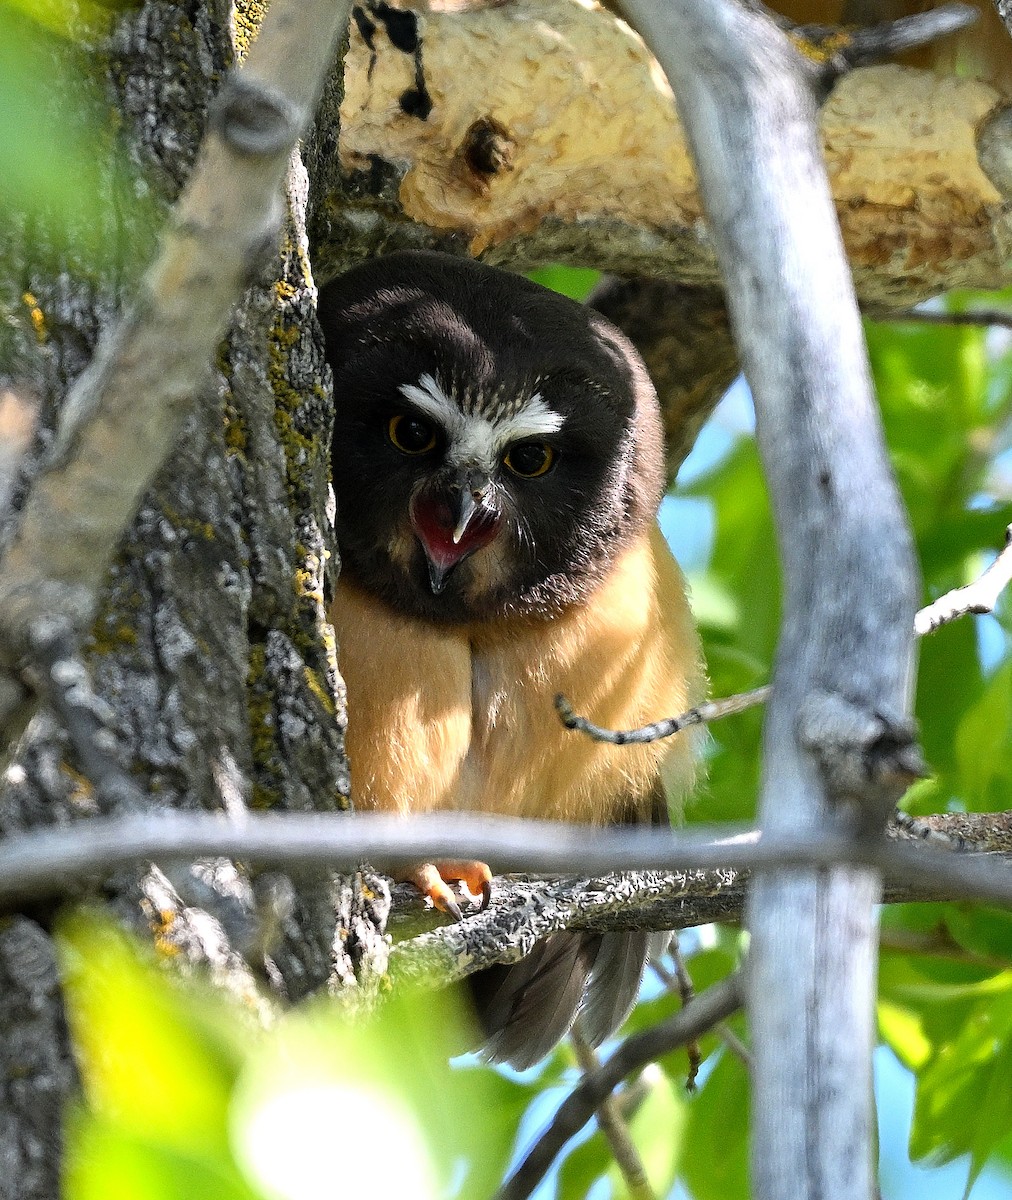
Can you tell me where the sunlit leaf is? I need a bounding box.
[527,265,601,302]
[0,1,154,265]
[67,1112,258,1200]
[60,916,244,1159]
[611,1066,685,1198]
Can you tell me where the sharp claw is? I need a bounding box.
[441,892,464,923]
[479,879,492,911]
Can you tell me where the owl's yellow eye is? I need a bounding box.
[503,442,554,478]
[388,413,437,455]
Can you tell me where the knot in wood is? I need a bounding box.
[797,690,928,822]
[456,117,516,196]
[210,75,301,157]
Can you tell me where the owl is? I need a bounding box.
[318,251,705,1068]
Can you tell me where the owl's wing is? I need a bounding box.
[468,786,670,1069]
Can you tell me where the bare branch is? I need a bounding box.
[888,309,1012,331]
[0,811,1009,921]
[0,0,354,757]
[880,925,1011,971]
[496,972,744,1200]
[790,3,977,85]
[555,687,769,746]
[570,1028,657,1200]
[312,0,1011,305]
[616,1,920,1196]
[915,525,1012,634]
[668,940,702,1089]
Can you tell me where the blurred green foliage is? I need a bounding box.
[0,0,152,269]
[61,917,505,1200]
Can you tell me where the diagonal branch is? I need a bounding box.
[496,971,744,1200]
[570,1028,657,1200]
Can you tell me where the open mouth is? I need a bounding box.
[409,491,501,594]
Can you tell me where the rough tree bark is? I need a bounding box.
[0,4,363,1193]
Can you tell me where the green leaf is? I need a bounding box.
[910,985,1012,1168]
[527,266,601,302]
[555,1128,612,1200]
[954,660,1012,811]
[0,2,155,266]
[679,1052,750,1200]
[617,1068,686,1197]
[66,1112,258,1200]
[231,984,499,1199]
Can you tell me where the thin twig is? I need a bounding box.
[789,2,977,83]
[879,925,1011,971]
[668,940,702,1090]
[497,971,744,1200]
[915,525,1012,635]
[570,1028,656,1200]
[555,686,770,745]
[652,954,751,1068]
[887,309,1012,332]
[716,1023,753,1070]
[561,526,1012,747]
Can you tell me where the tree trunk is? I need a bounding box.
[0,6,368,1193]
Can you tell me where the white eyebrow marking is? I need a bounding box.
[398,373,565,470]
[398,373,459,430]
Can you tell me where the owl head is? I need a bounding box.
[318,252,665,624]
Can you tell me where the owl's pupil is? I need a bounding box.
[389,413,437,454]
[505,442,554,478]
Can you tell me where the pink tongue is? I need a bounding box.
[410,495,499,569]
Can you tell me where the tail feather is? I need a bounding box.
[468,929,653,1069]
[578,930,652,1049]
[470,933,600,1069]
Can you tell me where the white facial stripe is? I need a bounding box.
[398,375,565,470]
[505,394,564,438]
[398,374,463,435]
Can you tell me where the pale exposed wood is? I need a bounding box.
[318,0,1011,303]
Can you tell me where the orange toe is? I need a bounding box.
[433,859,493,910]
[397,860,493,919]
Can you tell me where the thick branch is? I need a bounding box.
[309,0,1011,305]
[0,811,1009,920]
[617,3,921,1199]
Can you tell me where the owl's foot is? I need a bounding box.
[400,861,493,922]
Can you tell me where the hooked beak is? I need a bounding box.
[410,470,501,595]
